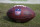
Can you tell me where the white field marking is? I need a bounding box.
[0,0,40,4]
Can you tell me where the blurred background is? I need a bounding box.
[0,0,40,27]
[0,0,40,4]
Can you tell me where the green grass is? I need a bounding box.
[0,3,40,27]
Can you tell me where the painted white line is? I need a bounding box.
[0,0,40,4]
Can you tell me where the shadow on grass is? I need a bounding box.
[3,16,16,23]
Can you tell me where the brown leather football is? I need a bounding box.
[7,5,35,23]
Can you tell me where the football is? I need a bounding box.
[7,5,35,23]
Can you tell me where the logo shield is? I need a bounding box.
[15,9,21,15]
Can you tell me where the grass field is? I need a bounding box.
[0,3,40,27]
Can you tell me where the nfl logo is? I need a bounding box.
[15,9,21,15]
